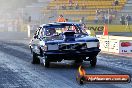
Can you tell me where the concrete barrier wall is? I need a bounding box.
[97,35,132,53]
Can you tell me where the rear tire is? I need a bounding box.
[32,52,40,64]
[90,57,97,67]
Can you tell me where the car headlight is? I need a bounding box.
[41,45,48,51]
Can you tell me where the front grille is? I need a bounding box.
[59,43,87,50]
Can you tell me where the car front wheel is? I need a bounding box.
[90,57,97,67]
[32,52,40,64]
[43,56,50,68]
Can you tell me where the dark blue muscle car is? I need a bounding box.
[29,22,101,67]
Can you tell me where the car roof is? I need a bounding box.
[40,22,81,28]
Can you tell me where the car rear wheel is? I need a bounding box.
[43,56,50,68]
[90,57,97,67]
[32,52,40,64]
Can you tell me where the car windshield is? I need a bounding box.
[43,23,87,36]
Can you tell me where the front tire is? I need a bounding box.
[90,57,97,67]
[32,52,40,64]
[43,56,50,68]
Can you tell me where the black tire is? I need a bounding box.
[75,60,83,63]
[39,48,43,57]
[75,57,83,63]
[43,56,50,68]
[90,57,97,67]
[32,52,40,64]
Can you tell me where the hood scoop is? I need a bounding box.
[64,31,75,42]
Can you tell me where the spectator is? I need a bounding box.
[57,15,66,22]
[62,4,66,10]
[120,14,125,25]
[69,3,73,9]
[96,9,100,15]
[126,14,131,25]
[104,14,109,24]
[101,15,105,24]
[109,15,113,24]
[109,9,112,14]
[75,3,79,9]
[69,0,73,4]
[94,15,99,24]
[80,17,85,24]
[114,0,119,6]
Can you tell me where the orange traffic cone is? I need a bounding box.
[103,24,108,36]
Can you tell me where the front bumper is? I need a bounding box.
[44,48,101,60]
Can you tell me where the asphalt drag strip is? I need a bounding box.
[0,40,132,88]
